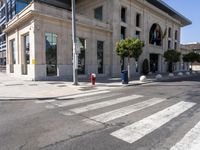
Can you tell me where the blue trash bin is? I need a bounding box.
[121,70,129,84]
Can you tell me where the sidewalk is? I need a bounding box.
[0,71,199,100]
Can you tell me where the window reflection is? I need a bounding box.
[45,33,57,76]
[149,24,162,46]
[97,41,104,74]
[77,38,86,75]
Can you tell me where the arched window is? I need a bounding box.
[149,24,162,46]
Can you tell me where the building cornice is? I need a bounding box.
[145,0,192,26]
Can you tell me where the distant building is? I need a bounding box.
[181,43,200,70]
[0,0,6,68]
[4,0,191,80]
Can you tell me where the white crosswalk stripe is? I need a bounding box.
[111,101,196,144]
[170,121,200,150]
[57,90,110,100]
[84,98,166,123]
[34,90,110,105]
[70,94,143,114]
[53,93,121,107]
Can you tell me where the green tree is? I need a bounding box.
[183,52,200,71]
[163,49,181,73]
[116,38,144,79]
[142,59,149,75]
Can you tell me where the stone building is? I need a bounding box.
[4,0,191,80]
[181,43,200,70]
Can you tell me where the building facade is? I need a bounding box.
[4,0,191,80]
[0,0,31,70]
[0,0,6,68]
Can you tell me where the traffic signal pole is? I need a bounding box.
[71,0,78,85]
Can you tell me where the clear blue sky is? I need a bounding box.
[163,0,200,44]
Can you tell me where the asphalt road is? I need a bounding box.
[0,75,200,150]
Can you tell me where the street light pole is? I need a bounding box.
[71,0,78,85]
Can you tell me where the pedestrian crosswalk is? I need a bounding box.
[170,121,200,150]
[70,94,143,114]
[111,101,196,143]
[84,98,166,123]
[34,90,199,149]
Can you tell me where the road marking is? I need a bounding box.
[57,90,110,100]
[35,100,56,104]
[70,95,143,114]
[86,98,166,123]
[53,93,121,107]
[111,101,196,144]
[170,121,200,150]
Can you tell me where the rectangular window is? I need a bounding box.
[168,40,171,49]
[121,26,126,39]
[24,34,30,64]
[175,30,178,40]
[10,39,16,64]
[97,41,104,74]
[136,13,141,27]
[77,38,86,75]
[121,7,126,23]
[16,0,31,13]
[94,6,103,21]
[45,33,57,76]
[174,42,177,50]
[168,27,171,38]
[136,31,140,39]
[22,34,30,75]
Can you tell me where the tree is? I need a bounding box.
[163,49,181,73]
[116,38,144,79]
[142,59,149,75]
[183,52,200,71]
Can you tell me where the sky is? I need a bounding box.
[163,0,200,44]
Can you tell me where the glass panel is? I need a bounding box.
[121,7,126,22]
[22,34,30,75]
[136,13,140,27]
[25,34,30,64]
[149,24,162,46]
[121,26,126,39]
[11,39,16,64]
[94,6,103,21]
[97,41,104,74]
[16,0,31,13]
[78,38,86,75]
[45,33,57,76]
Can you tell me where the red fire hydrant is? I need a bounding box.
[90,73,96,85]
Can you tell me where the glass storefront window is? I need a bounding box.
[97,41,104,74]
[24,34,30,64]
[10,39,16,64]
[45,33,57,76]
[77,38,86,75]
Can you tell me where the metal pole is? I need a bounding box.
[71,0,78,85]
